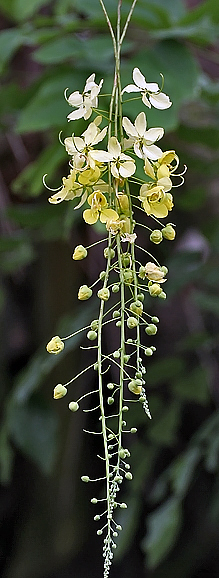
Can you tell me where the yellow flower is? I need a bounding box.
[48,170,83,204]
[46,336,64,354]
[83,191,119,225]
[139,183,174,218]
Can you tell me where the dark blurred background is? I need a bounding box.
[1,0,219,577]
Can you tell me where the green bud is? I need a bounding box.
[130,427,137,433]
[145,348,153,356]
[145,324,157,336]
[91,498,98,504]
[97,287,110,301]
[116,525,122,531]
[81,475,90,482]
[107,382,114,390]
[150,229,163,244]
[113,310,120,318]
[104,247,115,259]
[122,406,129,412]
[158,291,167,300]
[127,338,133,343]
[69,401,79,412]
[97,530,103,536]
[125,472,133,480]
[127,316,138,329]
[137,293,144,302]
[149,283,162,297]
[135,371,142,379]
[113,350,120,359]
[53,384,67,399]
[118,448,126,459]
[151,316,159,323]
[123,269,134,285]
[87,330,97,340]
[94,515,100,521]
[130,301,143,316]
[107,397,114,405]
[162,224,176,240]
[91,319,98,331]
[93,362,98,370]
[116,320,121,327]
[122,253,131,267]
[72,244,88,260]
[161,265,168,275]
[124,355,130,363]
[99,271,106,280]
[112,284,120,293]
[78,285,92,300]
[120,503,127,509]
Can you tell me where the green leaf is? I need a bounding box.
[0,0,50,21]
[33,34,83,64]
[142,497,182,568]
[172,366,209,405]
[170,447,201,497]
[12,142,66,197]
[8,401,58,474]
[0,29,24,74]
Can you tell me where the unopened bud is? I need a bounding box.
[78,285,92,300]
[53,384,67,399]
[72,245,87,260]
[150,229,163,244]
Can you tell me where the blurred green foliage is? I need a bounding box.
[1,0,219,577]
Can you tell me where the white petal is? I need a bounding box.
[134,142,144,159]
[121,84,141,94]
[83,123,98,145]
[133,67,147,89]
[108,136,121,158]
[149,92,172,110]
[64,137,77,155]
[135,112,146,137]
[84,73,95,92]
[90,150,112,163]
[84,107,92,120]
[92,126,108,145]
[119,161,136,178]
[144,82,159,92]
[68,91,83,107]
[122,117,138,138]
[119,152,134,162]
[144,127,164,144]
[142,144,163,160]
[111,163,120,179]
[73,137,85,152]
[142,93,151,108]
[67,108,85,121]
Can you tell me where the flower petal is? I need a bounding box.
[149,92,172,110]
[142,93,151,108]
[122,84,141,94]
[135,111,146,137]
[67,108,85,121]
[108,136,121,158]
[122,117,138,138]
[92,126,108,146]
[133,67,147,89]
[100,208,119,223]
[142,143,163,160]
[68,91,83,107]
[119,161,136,178]
[144,82,159,92]
[90,150,112,163]
[144,127,164,143]
[83,208,99,224]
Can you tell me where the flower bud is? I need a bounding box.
[97,287,110,301]
[125,472,133,480]
[127,316,138,329]
[137,293,144,302]
[107,397,114,405]
[53,384,67,399]
[113,310,120,318]
[112,284,120,293]
[99,271,106,280]
[120,503,127,509]
[149,283,162,297]
[121,253,130,267]
[130,301,143,316]
[116,193,130,215]
[151,316,159,323]
[81,475,90,482]
[87,330,97,340]
[162,224,176,240]
[78,285,92,300]
[104,247,115,259]
[158,291,167,299]
[145,324,157,335]
[130,428,137,433]
[116,320,121,327]
[72,245,88,260]
[150,229,163,244]
[128,380,142,395]
[46,335,64,354]
[69,401,79,411]
[138,265,146,280]
[113,350,120,359]
[91,319,98,331]
[145,348,153,356]
[123,269,134,285]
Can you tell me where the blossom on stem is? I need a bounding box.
[122,67,172,110]
[139,183,174,218]
[83,190,119,225]
[91,136,136,178]
[66,74,103,121]
[64,118,107,170]
[123,112,164,160]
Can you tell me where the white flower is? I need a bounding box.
[64,118,107,170]
[121,233,137,243]
[122,112,164,160]
[122,67,172,110]
[91,136,136,178]
[66,73,103,121]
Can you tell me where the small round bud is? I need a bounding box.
[145,324,157,336]
[97,287,110,301]
[149,283,162,297]
[91,319,99,331]
[113,531,118,537]
[94,515,100,521]
[145,348,153,356]
[118,448,126,459]
[81,475,89,482]
[116,525,122,531]
[107,397,114,405]
[160,265,168,275]
[150,229,163,244]
[107,382,114,390]
[99,271,106,280]
[124,355,130,363]
[122,406,129,412]
[162,224,176,240]
[135,371,142,379]
[128,380,142,395]
[120,503,127,509]
[116,320,121,327]
[151,316,159,323]
[87,330,97,341]
[158,291,167,300]
[97,529,103,536]
[69,401,79,412]
[112,284,120,293]
[93,362,98,370]
[122,420,127,426]
[139,395,146,403]
[123,269,134,285]
[137,293,144,302]
[113,310,120,318]
[78,285,92,300]
[130,301,143,316]
[130,427,137,433]
[113,350,120,359]
[91,498,98,504]
[125,472,133,480]
[53,384,67,399]
[104,247,115,259]
[46,335,64,355]
[72,245,88,260]
[125,463,130,470]
[127,316,138,329]
[151,346,156,351]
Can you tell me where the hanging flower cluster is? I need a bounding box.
[44,2,185,576]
